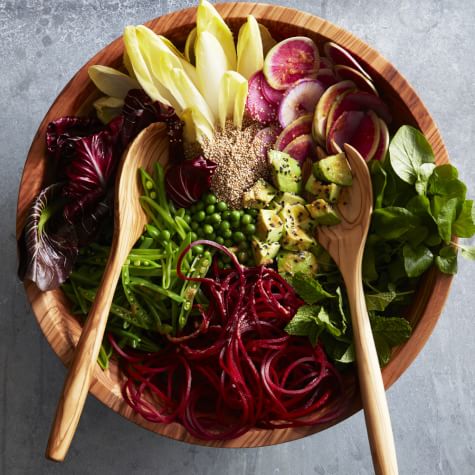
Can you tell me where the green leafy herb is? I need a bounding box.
[365,291,396,312]
[459,244,475,260]
[453,200,475,237]
[291,272,334,304]
[435,245,458,274]
[372,207,417,240]
[402,244,434,277]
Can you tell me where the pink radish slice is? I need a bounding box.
[327,110,381,161]
[324,42,371,80]
[325,90,391,138]
[278,78,325,128]
[263,37,320,90]
[372,118,390,162]
[253,126,280,159]
[275,114,313,151]
[246,71,278,125]
[319,57,334,69]
[326,110,365,154]
[334,65,378,95]
[282,134,314,164]
[261,77,285,106]
[316,68,338,88]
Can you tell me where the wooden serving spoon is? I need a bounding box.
[316,144,398,475]
[46,122,169,462]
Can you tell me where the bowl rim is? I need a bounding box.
[16,1,453,448]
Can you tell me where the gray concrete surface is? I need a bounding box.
[1,1,474,474]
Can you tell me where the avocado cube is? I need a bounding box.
[242,179,277,209]
[285,203,313,233]
[281,225,316,251]
[272,191,306,210]
[306,199,341,225]
[268,150,302,193]
[256,209,284,242]
[277,250,318,277]
[251,238,280,266]
[305,175,341,204]
[313,153,353,186]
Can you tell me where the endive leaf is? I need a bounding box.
[195,31,228,119]
[123,26,175,107]
[196,0,236,70]
[88,65,140,99]
[258,23,277,55]
[123,49,136,79]
[93,96,124,124]
[237,15,264,80]
[182,107,214,144]
[184,27,197,64]
[219,71,248,129]
[136,26,199,88]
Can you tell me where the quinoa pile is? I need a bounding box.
[201,122,271,208]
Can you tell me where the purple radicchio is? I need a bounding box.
[18,183,78,291]
[165,156,217,208]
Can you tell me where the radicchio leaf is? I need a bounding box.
[18,183,78,291]
[165,156,217,208]
[62,116,123,223]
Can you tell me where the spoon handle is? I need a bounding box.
[46,253,123,462]
[344,265,399,475]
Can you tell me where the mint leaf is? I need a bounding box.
[365,291,396,312]
[291,272,334,304]
[317,306,342,338]
[389,125,434,184]
[435,245,458,274]
[320,334,355,364]
[372,207,416,240]
[460,244,475,261]
[453,200,475,238]
[370,315,412,366]
[335,286,349,333]
[428,165,466,203]
[402,244,434,277]
[284,305,320,336]
[431,196,458,242]
[370,160,387,209]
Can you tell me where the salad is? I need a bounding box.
[18,0,475,440]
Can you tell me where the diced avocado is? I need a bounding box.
[313,153,353,186]
[281,225,316,251]
[272,191,306,209]
[281,203,313,233]
[242,179,277,209]
[251,238,280,265]
[305,175,341,204]
[306,199,341,225]
[268,150,302,193]
[277,250,318,277]
[256,209,284,242]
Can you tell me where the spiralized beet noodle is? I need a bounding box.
[110,240,347,440]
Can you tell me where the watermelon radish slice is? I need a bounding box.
[278,78,325,128]
[263,37,319,90]
[253,126,280,159]
[317,68,338,88]
[334,65,378,95]
[246,71,278,124]
[325,90,391,138]
[312,80,356,145]
[274,114,313,151]
[327,110,381,161]
[324,42,371,80]
[372,118,390,162]
[261,77,285,106]
[282,134,314,164]
[319,57,334,69]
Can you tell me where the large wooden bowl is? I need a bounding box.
[16,2,453,448]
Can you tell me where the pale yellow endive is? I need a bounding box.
[182,107,215,144]
[219,71,248,129]
[88,65,140,99]
[184,27,197,65]
[237,16,264,80]
[93,96,124,124]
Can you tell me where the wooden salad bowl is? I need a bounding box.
[16,2,453,448]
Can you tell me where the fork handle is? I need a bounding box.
[46,253,123,462]
[345,266,399,475]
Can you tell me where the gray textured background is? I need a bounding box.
[1,1,474,474]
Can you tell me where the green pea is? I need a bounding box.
[195,211,206,222]
[233,231,245,243]
[223,229,233,239]
[193,245,204,255]
[219,221,230,232]
[244,224,256,235]
[190,221,199,231]
[230,210,240,222]
[238,241,249,251]
[231,219,241,230]
[195,202,205,211]
[145,180,154,190]
[224,239,233,248]
[217,260,225,270]
[190,232,198,241]
[237,251,248,263]
[249,208,258,217]
[217,201,227,211]
[210,213,221,224]
[203,224,214,235]
[206,194,217,205]
[196,228,204,237]
[189,204,197,213]
[208,233,217,241]
[241,214,253,225]
[222,210,231,219]
[184,214,191,224]
[205,204,215,215]
[216,236,224,245]
[160,230,171,241]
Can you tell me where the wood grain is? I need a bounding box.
[16,2,453,448]
[317,145,397,475]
